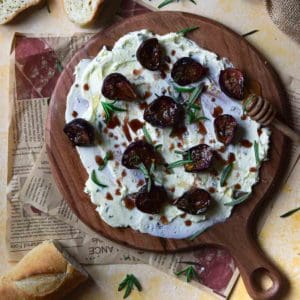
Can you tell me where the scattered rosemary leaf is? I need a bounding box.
[150,161,155,175]
[138,162,150,179]
[56,61,63,72]
[158,0,174,9]
[224,193,251,206]
[91,170,108,188]
[142,125,153,145]
[177,26,199,36]
[174,85,196,93]
[254,141,260,165]
[220,163,233,187]
[242,29,259,38]
[118,274,142,299]
[175,266,198,282]
[98,151,112,171]
[101,101,127,122]
[174,149,185,155]
[155,144,163,151]
[280,207,300,218]
[167,159,193,169]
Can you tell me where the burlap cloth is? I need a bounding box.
[266,0,300,44]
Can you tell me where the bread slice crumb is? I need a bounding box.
[63,0,105,26]
[0,0,45,25]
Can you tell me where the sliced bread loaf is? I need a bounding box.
[63,0,105,26]
[0,0,44,25]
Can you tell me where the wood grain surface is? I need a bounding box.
[46,12,288,300]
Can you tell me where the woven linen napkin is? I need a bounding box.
[266,0,300,44]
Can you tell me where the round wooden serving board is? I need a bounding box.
[46,12,288,299]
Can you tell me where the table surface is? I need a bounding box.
[0,0,299,299]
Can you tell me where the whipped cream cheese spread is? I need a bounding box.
[65,30,270,239]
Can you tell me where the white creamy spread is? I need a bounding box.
[65,30,270,239]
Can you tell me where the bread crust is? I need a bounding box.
[63,0,106,26]
[0,241,88,299]
[0,0,45,25]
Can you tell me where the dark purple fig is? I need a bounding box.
[171,57,207,86]
[219,68,244,100]
[214,114,237,145]
[184,144,213,172]
[144,96,184,128]
[102,73,138,101]
[174,188,211,215]
[137,38,164,71]
[63,118,95,146]
[136,183,168,214]
[122,140,157,169]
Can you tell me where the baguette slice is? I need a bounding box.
[63,0,105,26]
[0,0,44,25]
[0,241,88,300]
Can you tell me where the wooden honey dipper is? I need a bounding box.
[244,94,300,144]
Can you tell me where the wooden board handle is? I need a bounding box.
[223,231,288,300]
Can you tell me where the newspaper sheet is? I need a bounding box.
[7,0,300,298]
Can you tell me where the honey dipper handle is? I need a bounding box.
[272,118,300,145]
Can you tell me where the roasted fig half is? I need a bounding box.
[102,73,138,101]
[137,38,164,71]
[136,183,168,214]
[214,114,237,145]
[184,144,213,172]
[63,118,95,146]
[219,68,244,100]
[122,140,157,169]
[171,57,207,86]
[144,96,184,128]
[174,188,211,215]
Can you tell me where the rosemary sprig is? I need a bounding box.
[98,151,113,171]
[220,163,234,187]
[280,207,300,218]
[142,125,153,145]
[254,141,260,165]
[137,162,155,192]
[224,193,251,206]
[177,26,199,36]
[118,274,142,299]
[186,85,203,108]
[242,29,259,38]
[91,170,108,188]
[101,101,127,122]
[167,159,193,169]
[185,85,208,124]
[188,109,209,124]
[175,266,198,282]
